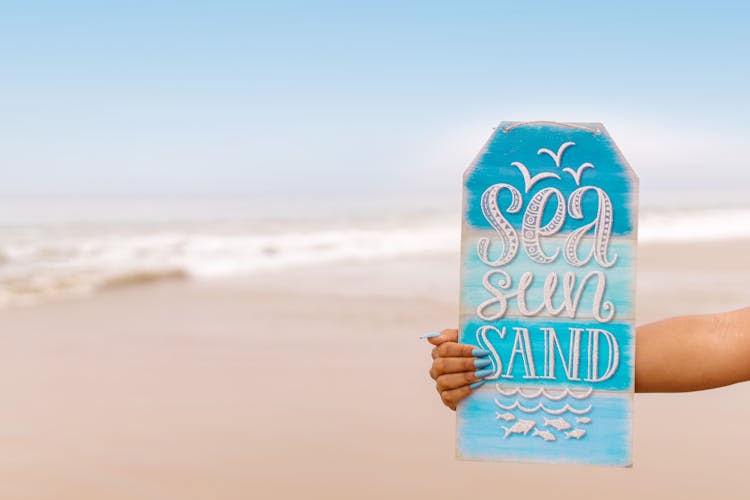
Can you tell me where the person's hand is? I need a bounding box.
[423,329,493,410]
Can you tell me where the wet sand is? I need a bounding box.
[0,240,749,499]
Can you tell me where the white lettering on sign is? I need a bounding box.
[542,327,582,381]
[475,324,619,383]
[477,183,522,267]
[584,328,620,382]
[476,269,615,322]
[565,186,618,268]
[479,185,618,268]
[521,187,566,264]
[503,327,538,379]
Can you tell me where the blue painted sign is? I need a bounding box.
[457,121,638,467]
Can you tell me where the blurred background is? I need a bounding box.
[1,1,749,498]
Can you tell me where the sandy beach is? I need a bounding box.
[0,239,749,499]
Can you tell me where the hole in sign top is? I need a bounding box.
[457,121,638,467]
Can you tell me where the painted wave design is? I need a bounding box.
[494,399,592,416]
[493,384,594,441]
[495,385,593,401]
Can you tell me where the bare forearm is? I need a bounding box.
[636,307,750,392]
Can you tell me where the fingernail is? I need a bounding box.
[470,380,486,390]
[474,358,492,369]
[420,332,440,339]
[472,348,490,357]
[474,368,493,379]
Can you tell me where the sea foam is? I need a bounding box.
[0,201,748,308]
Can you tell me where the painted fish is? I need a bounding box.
[565,428,586,440]
[543,417,571,431]
[501,419,536,438]
[576,417,592,424]
[533,428,556,442]
[496,412,516,422]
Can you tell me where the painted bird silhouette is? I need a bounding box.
[511,161,560,193]
[537,141,575,167]
[562,162,594,185]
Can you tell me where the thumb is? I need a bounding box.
[425,328,458,346]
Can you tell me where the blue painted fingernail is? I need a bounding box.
[472,348,490,357]
[474,358,492,369]
[470,380,486,390]
[420,332,440,339]
[474,368,493,379]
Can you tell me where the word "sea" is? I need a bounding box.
[478,184,617,268]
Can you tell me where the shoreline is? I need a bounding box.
[3,237,748,318]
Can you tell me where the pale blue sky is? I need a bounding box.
[2,1,749,195]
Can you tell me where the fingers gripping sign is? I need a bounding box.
[422,329,493,410]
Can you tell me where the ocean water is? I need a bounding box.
[0,192,748,308]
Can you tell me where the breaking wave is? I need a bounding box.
[0,223,458,308]
[1,194,748,308]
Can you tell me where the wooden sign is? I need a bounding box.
[457,121,638,467]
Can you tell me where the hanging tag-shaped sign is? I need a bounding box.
[457,121,638,467]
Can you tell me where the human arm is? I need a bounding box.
[635,307,750,392]
[427,307,750,410]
